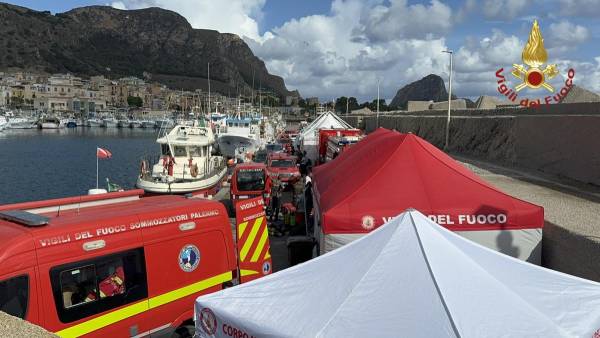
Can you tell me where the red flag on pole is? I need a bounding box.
[97,147,112,159]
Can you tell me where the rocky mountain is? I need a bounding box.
[0,3,296,98]
[559,85,600,104]
[389,74,453,110]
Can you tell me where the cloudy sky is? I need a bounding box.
[12,0,600,101]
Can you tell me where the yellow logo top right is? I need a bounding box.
[512,20,559,92]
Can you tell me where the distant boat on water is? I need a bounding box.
[117,119,130,128]
[141,120,156,129]
[129,120,142,128]
[40,117,64,129]
[102,117,118,128]
[87,118,103,127]
[6,117,37,129]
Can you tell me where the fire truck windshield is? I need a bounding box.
[266,144,283,152]
[270,160,294,168]
[237,170,266,191]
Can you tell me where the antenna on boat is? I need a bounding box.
[251,67,255,107]
[259,77,262,115]
[207,62,211,124]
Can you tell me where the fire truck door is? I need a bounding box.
[235,197,273,283]
[142,225,233,335]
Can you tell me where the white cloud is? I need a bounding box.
[354,0,453,42]
[455,30,523,73]
[556,57,600,92]
[451,30,525,97]
[106,0,600,102]
[482,0,531,21]
[110,0,266,41]
[246,0,453,102]
[110,1,127,10]
[547,20,590,51]
[559,0,600,17]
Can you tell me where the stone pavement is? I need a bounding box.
[457,155,600,282]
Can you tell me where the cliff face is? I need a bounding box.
[0,3,295,97]
[389,74,450,109]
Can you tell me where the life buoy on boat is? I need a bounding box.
[190,164,199,177]
[139,160,148,178]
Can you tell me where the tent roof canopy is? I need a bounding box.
[313,128,543,233]
[300,111,352,140]
[195,210,600,338]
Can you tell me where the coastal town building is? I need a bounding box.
[0,70,276,115]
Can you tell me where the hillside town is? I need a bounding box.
[0,71,291,119]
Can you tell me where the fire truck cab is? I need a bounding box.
[0,190,236,338]
[267,153,300,185]
[230,163,271,205]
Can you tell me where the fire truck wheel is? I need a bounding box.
[220,199,235,218]
[171,324,195,338]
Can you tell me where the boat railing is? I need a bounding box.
[139,155,226,183]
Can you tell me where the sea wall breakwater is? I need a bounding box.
[344,104,600,281]
[343,102,600,187]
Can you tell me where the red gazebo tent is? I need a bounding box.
[312,128,544,263]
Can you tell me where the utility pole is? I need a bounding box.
[207,62,211,116]
[442,50,453,151]
[376,79,380,128]
[251,68,255,107]
[346,97,349,116]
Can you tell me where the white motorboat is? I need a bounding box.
[6,117,37,129]
[217,114,262,160]
[87,118,103,127]
[129,120,142,128]
[136,120,227,195]
[40,117,64,129]
[155,118,174,129]
[117,119,130,128]
[0,117,7,131]
[141,120,156,129]
[102,117,118,128]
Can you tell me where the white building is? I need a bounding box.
[0,86,9,108]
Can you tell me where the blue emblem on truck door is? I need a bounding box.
[179,245,200,272]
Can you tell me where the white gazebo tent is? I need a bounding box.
[297,111,352,163]
[195,210,600,338]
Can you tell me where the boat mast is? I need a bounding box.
[207,62,211,122]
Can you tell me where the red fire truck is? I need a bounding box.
[317,129,362,164]
[229,163,271,206]
[0,190,270,337]
[267,153,300,185]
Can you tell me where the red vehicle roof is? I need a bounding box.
[268,152,296,161]
[0,195,229,263]
[235,162,267,169]
[313,129,544,233]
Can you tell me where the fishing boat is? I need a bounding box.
[117,119,130,128]
[155,118,174,129]
[66,118,78,128]
[40,116,64,129]
[6,117,37,129]
[141,120,156,129]
[129,120,142,128]
[102,117,118,128]
[86,118,103,127]
[136,120,227,195]
[217,112,263,160]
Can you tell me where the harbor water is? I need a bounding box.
[0,128,159,204]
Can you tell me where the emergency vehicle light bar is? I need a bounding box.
[0,210,50,227]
